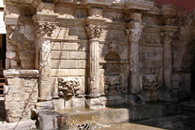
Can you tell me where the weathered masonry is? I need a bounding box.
[2,0,195,125]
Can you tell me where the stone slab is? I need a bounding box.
[0,120,36,130]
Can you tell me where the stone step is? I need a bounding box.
[39,103,180,130]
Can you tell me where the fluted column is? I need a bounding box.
[126,12,145,94]
[86,25,103,98]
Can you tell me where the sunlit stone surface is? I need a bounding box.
[2,0,195,129]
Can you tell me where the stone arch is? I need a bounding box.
[103,51,121,74]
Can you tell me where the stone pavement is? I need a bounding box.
[96,123,166,130]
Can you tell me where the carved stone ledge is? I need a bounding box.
[4,69,39,78]
[84,0,154,11]
[125,0,154,11]
[161,5,177,17]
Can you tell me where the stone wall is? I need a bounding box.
[2,0,195,123]
[3,70,39,122]
[5,3,35,69]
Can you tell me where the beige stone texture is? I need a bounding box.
[3,0,195,124]
[4,70,39,122]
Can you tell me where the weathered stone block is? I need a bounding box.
[61,60,77,69]
[51,51,69,59]
[87,98,105,109]
[61,42,78,50]
[78,60,86,68]
[6,51,17,59]
[51,60,60,69]
[19,51,35,60]
[51,42,61,51]
[10,60,18,68]
[5,15,19,25]
[69,69,86,76]
[52,99,65,110]
[36,101,54,111]
[69,52,87,60]
[72,97,86,108]
[21,60,35,69]
[51,69,69,76]
[4,70,39,122]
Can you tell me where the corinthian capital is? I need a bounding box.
[85,25,104,40]
[126,29,143,42]
[161,32,175,44]
[37,22,56,36]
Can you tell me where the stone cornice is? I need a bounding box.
[4,69,39,78]
[34,0,154,11]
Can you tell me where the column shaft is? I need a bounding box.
[88,40,100,97]
[38,39,52,101]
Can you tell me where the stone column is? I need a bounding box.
[162,29,176,90]
[35,20,56,102]
[38,39,52,101]
[86,25,103,98]
[126,12,145,94]
[161,5,177,91]
[33,2,57,101]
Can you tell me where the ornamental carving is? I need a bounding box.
[104,75,127,95]
[161,32,174,44]
[40,40,51,68]
[126,29,143,42]
[86,25,103,39]
[38,22,56,36]
[58,77,81,97]
[142,74,159,90]
[108,41,118,52]
[89,8,103,18]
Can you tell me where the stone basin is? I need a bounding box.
[39,102,180,130]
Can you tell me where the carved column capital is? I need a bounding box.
[126,29,143,42]
[126,20,145,42]
[85,25,104,40]
[37,22,56,37]
[161,31,175,44]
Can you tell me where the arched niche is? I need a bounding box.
[103,51,122,96]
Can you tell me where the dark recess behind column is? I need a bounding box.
[2,34,6,69]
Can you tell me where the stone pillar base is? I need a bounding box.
[65,97,86,109]
[86,98,105,109]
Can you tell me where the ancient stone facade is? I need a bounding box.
[2,0,195,123]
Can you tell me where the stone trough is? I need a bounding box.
[39,102,180,130]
